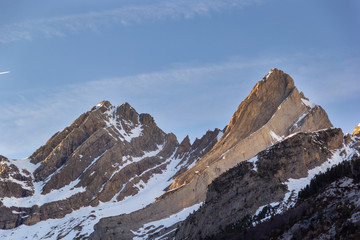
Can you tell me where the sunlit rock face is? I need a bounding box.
[89,69,334,240]
[353,123,360,135]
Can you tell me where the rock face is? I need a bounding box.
[173,128,355,239]
[0,101,222,238]
[0,68,345,240]
[169,69,332,192]
[89,69,333,240]
[353,123,360,135]
[227,139,360,240]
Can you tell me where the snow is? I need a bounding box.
[264,69,275,80]
[270,130,282,142]
[248,156,258,172]
[216,130,223,141]
[100,144,165,193]
[219,148,231,160]
[292,113,307,128]
[252,143,357,224]
[0,152,108,208]
[301,98,316,108]
[104,106,143,142]
[132,202,202,240]
[1,178,86,208]
[0,150,186,240]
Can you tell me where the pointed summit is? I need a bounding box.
[169,68,332,192]
[353,123,360,135]
[225,68,295,142]
[175,135,191,158]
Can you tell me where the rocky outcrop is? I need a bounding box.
[353,123,360,135]
[89,69,333,240]
[173,128,346,239]
[169,128,224,183]
[224,147,360,240]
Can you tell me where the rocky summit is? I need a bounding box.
[0,68,358,240]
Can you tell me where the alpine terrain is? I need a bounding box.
[0,69,358,240]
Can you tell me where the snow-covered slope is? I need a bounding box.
[0,101,222,239]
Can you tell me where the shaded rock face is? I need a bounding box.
[230,152,360,240]
[170,128,224,183]
[0,101,180,229]
[173,128,345,240]
[89,69,334,240]
[0,101,222,237]
[0,156,33,198]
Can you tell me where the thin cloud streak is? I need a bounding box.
[1,53,359,158]
[0,71,10,75]
[0,0,263,43]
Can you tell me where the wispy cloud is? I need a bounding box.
[0,0,262,43]
[1,53,359,158]
[0,56,277,158]
[0,71,10,75]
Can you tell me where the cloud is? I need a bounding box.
[0,0,262,43]
[0,56,278,158]
[0,71,10,75]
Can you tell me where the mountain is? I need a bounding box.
[0,101,222,239]
[89,69,333,240]
[0,68,353,240]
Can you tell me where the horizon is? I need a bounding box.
[1,0,359,158]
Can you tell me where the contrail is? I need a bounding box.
[0,71,10,75]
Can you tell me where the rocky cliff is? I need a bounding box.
[0,68,347,240]
[216,133,360,240]
[173,128,360,239]
[89,69,334,240]
[0,101,222,239]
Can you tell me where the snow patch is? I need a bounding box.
[248,156,258,172]
[270,130,282,142]
[0,150,184,240]
[216,131,223,141]
[132,202,202,240]
[253,144,356,225]
[301,98,315,108]
[0,152,107,208]
[104,106,143,142]
[264,69,275,80]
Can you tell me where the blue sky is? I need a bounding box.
[0,0,359,158]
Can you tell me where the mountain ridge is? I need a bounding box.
[0,68,355,240]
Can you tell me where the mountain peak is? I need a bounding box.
[96,100,111,108]
[225,68,295,139]
[353,123,360,135]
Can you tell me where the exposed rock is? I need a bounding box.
[0,101,180,230]
[0,100,223,238]
[89,69,333,240]
[173,128,345,239]
[0,156,33,198]
[227,154,360,240]
[353,123,360,135]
